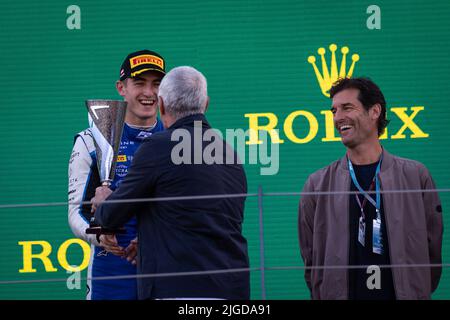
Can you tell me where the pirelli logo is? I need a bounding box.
[117,155,127,162]
[130,54,164,69]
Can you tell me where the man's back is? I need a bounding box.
[99,113,250,299]
[140,113,249,299]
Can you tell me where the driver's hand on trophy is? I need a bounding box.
[124,237,138,265]
[91,186,113,213]
[98,234,125,256]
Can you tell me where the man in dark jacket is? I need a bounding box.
[93,66,250,300]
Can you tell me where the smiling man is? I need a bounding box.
[298,77,443,300]
[68,49,166,299]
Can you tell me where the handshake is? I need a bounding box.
[91,185,138,265]
[98,235,138,266]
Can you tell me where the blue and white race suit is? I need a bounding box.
[68,121,164,300]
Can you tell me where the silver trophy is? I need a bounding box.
[85,99,127,235]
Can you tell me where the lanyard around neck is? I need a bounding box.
[348,153,383,219]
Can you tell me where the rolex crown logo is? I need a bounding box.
[308,44,360,97]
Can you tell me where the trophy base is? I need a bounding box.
[85,226,126,235]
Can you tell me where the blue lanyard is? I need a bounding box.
[348,153,383,220]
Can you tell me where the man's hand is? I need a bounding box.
[98,234,125,256]
[124,238,138,265]
[91,186,113,213]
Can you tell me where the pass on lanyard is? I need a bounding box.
[348,153,383,254]
[355,180,374,247]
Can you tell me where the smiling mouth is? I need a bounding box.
[139,99,156,106]
[338,124,353,134]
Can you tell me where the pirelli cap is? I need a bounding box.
[119,49,166,81]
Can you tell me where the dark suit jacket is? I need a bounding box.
[95,113,250,299]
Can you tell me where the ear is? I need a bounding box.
[204,97,210,113]
[370,103,382,120]
[116,80,126,97]
[159,97,165,115]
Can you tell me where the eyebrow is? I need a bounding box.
[332,102,354,108]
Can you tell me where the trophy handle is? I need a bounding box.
[85,217,127,235]
[85,180,126,236]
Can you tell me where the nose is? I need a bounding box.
[333,109,340,121]
[333,108,345,127]
[143,83,157,96]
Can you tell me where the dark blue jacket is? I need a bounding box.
[95,113,250,299]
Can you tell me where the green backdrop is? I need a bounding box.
[0,0,449,299]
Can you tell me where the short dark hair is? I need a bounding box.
[329,77,389,136]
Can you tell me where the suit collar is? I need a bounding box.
[168,113,210,130]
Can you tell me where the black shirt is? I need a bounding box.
[348,161,396,300]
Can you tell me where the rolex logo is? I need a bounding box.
[308,44,360,97]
